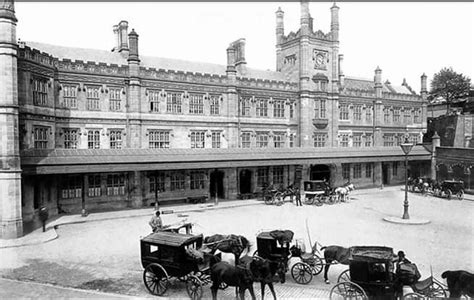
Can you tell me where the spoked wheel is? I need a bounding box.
[143,263,169,296]
[304,196,314,205]
[337,269,351,283]
[419,281,447,298]
[314,195,324,206]
[457,189,464,200]
[330,282,368,300]
[306,254,323,275]
[291,262,313,284]
[186,275,203,300]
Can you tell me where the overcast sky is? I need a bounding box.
[14,1,474,93]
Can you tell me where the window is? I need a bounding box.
[33,78,48,106]
[62,85,77,108]
[366,163,373,178]
[340,134,349,147]
[289,134,294,148]
[63,129,79,149]
[273,166,284,185]
[339,104,349,120]
[190,171,205,190]
[366,106,372,123]
[149,90,160,112]
[383,107,390,123]
[342,164,350,180]
[256,98,268,117]
[149,131,170,149]
[166,91,182,113]
[353,134,362,147]
[189,93,204,114]
[256,132,268,148]
[211,132,221,149]
[109,130,122,149]
[150,173,166,193]
[240,96,251,116]
[392,162,398,176]
[87,130,100,149]
[106,174,125,196]
[314,134,327,147]
[241,132,251,148]
[365,134,373,147]
[273,133,284,148]
[170,172,185,191]
[86,86,100,111]
[210,95,220,115]
[257,167,269,188]
[414,109,420,123]
[353,164,362,178]
[273,100,285,118]
[409,134,419,144]
[354,105,362,121]
[393,107,401,123]
[88,175,101,197]
[313,99,326,118]
[190,131,205,148]
[61,175,82,199]
[109,88,121,111]
[383,134,395,147]
[289,102,294,118]
[33,126,49,149]
[403,108,411,124]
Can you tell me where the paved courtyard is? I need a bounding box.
[0,188,472,299]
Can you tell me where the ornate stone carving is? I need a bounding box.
[313,50,328,70]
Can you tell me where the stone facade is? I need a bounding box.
[0,0,433,238]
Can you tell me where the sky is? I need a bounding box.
[14,1,474,94]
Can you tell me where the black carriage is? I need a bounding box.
[330,246,447,300]
[408,177,432,194]
[140,231,211,300]
[434,180,464,200]
[303,180,335,206]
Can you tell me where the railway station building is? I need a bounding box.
[0,0,432,238]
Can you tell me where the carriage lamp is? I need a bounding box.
[400,138,414,219]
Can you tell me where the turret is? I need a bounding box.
[300,0,310,36]
[331,2,340,41]
[374,66,382,98]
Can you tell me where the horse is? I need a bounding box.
[240,255,286,300]
[204,234,251,266]
[320,245,351,283]
[334,183,355,202]
[441,270,474,298]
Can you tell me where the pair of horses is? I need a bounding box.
[204,234,285,300]
[334,183,355,202]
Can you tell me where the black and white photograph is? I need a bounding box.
[0,0,473,299]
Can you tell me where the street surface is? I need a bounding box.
[0,188,472,299]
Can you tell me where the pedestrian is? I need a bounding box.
[295,187,302,206]
[149,210,163,233]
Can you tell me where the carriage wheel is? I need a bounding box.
[291,262,313,285]
[402,292,426,299]
[457,189,464,200]
[330,282,368,300]
[143,263,169,296]
[326,195,336,205]
[420,281,447,298]
[337,269,351,283]
[314,195,324,206]
[304,196,314,205]
[186,275,203,300]
[446,189,452,200]
[307,254,323,275]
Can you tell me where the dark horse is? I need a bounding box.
[240,255,286,300]
[442,270,474,298]
[204,234,251,266]
[320,245,351,283]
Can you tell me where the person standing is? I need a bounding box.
[295,186,302,206]
[149,210,163,233]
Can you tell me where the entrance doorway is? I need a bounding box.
[210,170,225,199]
[382,163,389,185]
[239,169,252,194]
[310,165,331,181]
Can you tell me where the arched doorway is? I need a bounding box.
[210,170,225,199]
[309,164,331,181]
[239,169,252,194]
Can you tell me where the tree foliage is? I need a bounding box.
[430,68,471,111]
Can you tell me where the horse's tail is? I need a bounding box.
[441,270,450,279]
[320,246,327,251]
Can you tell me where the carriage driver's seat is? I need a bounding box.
[412,276,433,292]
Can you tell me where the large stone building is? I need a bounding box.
[1,0,432,238]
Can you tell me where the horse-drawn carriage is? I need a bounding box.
[330,246,447,300]
[303,180,335,205]
[141,231,212,300]
[408,177,433,194]
[433,180,464,200]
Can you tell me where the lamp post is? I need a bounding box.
[400,138,414,219]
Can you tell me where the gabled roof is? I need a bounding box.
[344,76,415,95]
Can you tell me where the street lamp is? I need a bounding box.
[400,137,414,219]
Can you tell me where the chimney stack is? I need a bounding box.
[338,54,344,87]
[374,66,382,98]
[128,29,139,63]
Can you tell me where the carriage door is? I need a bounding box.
[382,163,389,185]
[210,170,225,200]
[239,169,252,194]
